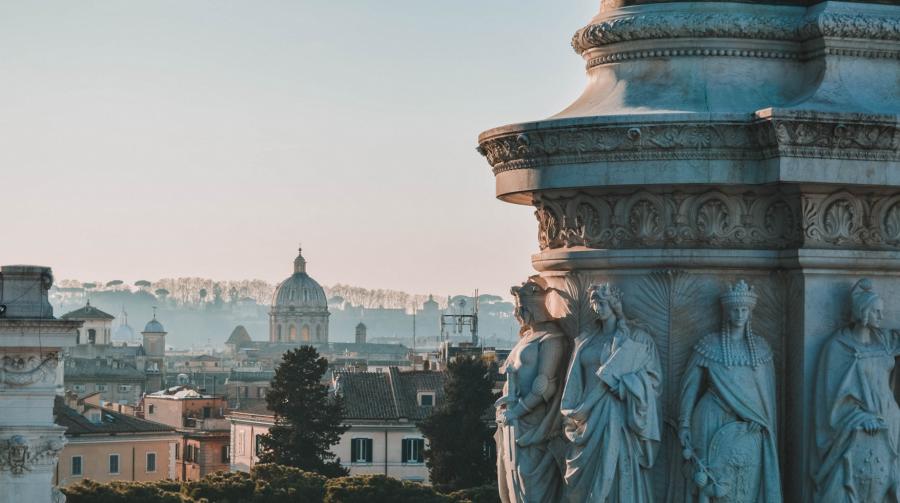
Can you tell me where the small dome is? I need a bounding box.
[144,317,165,333]
[112,324,135,343]
[272,248,328,310]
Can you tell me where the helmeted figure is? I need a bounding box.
[813,278,900,503]
[677,280,782,503]
[560,283,662,502]
[495,277,569,503]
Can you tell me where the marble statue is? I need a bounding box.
[495,277,569,503]
[560,282,662,502]
[677,280,782,503]
[813,279,900,503]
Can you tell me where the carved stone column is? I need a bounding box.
[0,266,80,503]
[478,1,900,501]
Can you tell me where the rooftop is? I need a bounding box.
[334,367,446,422]
[55,397,174,436]
[60,302,115,321]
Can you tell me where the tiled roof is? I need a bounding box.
[55,398,174,436]
[334,367,446,422]
[228,369,275,382]
[64,357,145,381]
[226,325,253,346]
[61,304,115,321]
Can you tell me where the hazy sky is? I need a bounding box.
[0,0,595,298]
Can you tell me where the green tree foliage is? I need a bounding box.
[257,346,349,477]
[61,465,494,503]
[419,356,498,491]
[324,475,451,503]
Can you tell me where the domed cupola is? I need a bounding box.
[272,248,328,309]
[269,246,331,344]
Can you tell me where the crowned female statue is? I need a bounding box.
[560,283,662,502]
[677,280,781,503]
[495,277,569,503]
[813,278,900,502]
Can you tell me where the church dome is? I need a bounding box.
[143,316,165,333]
[272,248,328,310]
[113,323,135,343]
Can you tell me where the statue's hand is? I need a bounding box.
[862,417,884,434]
[678,428,692,449]
[566,407,588,423]
[499,408,519,426]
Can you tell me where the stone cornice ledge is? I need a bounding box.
[572,3,900,55]
[477,111,900,176]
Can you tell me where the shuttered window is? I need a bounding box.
[401,438,424,464]
[351,438,373,463]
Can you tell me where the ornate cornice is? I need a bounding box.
[478,114,900,174]
[572,10,900,57]
[533,188,900,252]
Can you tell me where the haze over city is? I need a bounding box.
[0,0,595,296]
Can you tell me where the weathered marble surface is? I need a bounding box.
[559,283,661,502]
[812,279,900,503]
[495,278,568,503]
[677,280,781,503]
[480,0,899,500]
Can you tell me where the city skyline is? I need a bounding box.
[0,0,595,296]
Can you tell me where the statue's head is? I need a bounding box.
[850,278,884,329]
[720,280,757,329]
[588,283,624,322]
[510,277,550,327]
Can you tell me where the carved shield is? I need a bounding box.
[705,421,764,503]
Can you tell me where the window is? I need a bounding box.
[88,329,96,344]
[203,406,211,418]
[255,435,266,457]
[118,385,131,392]
[76,329,81,345]
[148,404,155,415]
[146,452,156,472]
[239,386,249,398]
[221,445,229,463]
[401,438,425,464]
[97,384,108,392]
[109,454,119,474]
[71,456,83,476]
[418,392,435,407]
[350,438,373,464]
[257,387,267,399]
[72,384,85,393]
[175,443,180,460]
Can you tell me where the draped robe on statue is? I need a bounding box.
[813,327,900,503]
[678,334,782,503]
[560,326,661,502]
[495,328,568,503]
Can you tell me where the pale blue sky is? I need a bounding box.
[0,0,595,297]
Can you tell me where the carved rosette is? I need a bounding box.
[535,188,900,252]
[0,353,59,387]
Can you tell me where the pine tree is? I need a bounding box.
[257,346,349,477]
[419,356,498,491]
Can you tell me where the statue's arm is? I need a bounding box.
[515,336,566,415]
[677,354,704,447]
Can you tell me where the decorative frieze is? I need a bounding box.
[534,188,900,251]
[478,116,900,174]
[572,10,900,55]
[0,353,59,387]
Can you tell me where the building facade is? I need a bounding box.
[227,367,444,483]
[54,393,179,487]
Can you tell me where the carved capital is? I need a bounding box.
[0,433,66,475]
